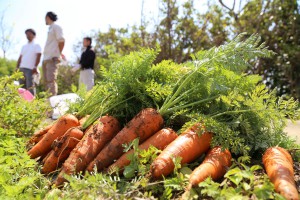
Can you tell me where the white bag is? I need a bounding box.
[33,68,41,85]
[49,93,81,119]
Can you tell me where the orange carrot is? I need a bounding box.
[150,123,212,179]
[41,127,84,174]
[27,124,53,146]
[28,114,79,159]
[40,150,51,164]
[107,128,178,173]
[86,108,164,172]
[54,115,121,186]
[188,146,232,188]
[263,147,299,200]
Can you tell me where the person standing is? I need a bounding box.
[16,29,42,95]
[72,37,95,91]
[43,11,65,96]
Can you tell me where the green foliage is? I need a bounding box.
[165,34,300,156]
[0,136,50,199]
[0,72,50,136]
[182,81,299,156]
[0,72,51,199]
[204,83,299,156]
[116,138,162,179]
[65,83,87,115]
[80,48,189,128]
[160,33,274,117]
[0,58,16,76]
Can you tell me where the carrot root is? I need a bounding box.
[54,115,121,186]
[41,127,84,174]
[188,146,232,189]
[150,123,212,179]
[28,114,80,159]
[27,124,53,147]
[263,147,299,200]
[107,128,178,173]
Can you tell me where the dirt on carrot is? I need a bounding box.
[28,114,80,159]
[86,108,164,173]
[54,115,121,186]
[27,124,53,148]
[41,127,84,174]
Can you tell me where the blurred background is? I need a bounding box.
[0,0,299,98]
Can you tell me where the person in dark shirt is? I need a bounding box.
[72,37,96,91]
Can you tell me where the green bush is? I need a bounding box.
[0,72,51,198]
[0,72,50,136]
[0,58,16,76]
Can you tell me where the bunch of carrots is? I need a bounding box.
[27,110,233,188]
[27,110,298,199]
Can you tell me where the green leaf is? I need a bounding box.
[123,166,135,179]
[250,165,262,172]
[180,166,193,176]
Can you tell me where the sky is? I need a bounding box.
[0,0,228,62]
[0,0,162,62]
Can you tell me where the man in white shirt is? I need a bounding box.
[42,11,65,96]
[16,29,42,95]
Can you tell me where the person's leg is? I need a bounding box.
[19,68,26,89]
[42,61,49,92]
[80,69,88,90]
[79,70,84,88]
[45,59,59,96]
[81,69,94,91]
[87,69,95,91]
[24,68,34,95]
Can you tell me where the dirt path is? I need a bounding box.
[285,120,300,145]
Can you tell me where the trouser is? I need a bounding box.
[79,68,94,91]
[42,59,59,96]
[19,68,34,95]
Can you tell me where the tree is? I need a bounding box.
[85,0,299,99]
[219,0,300,98]
[0,10,14,59]
[174,0,201,62]
[155,0,179,62]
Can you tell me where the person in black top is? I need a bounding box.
[72,37,96,91]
